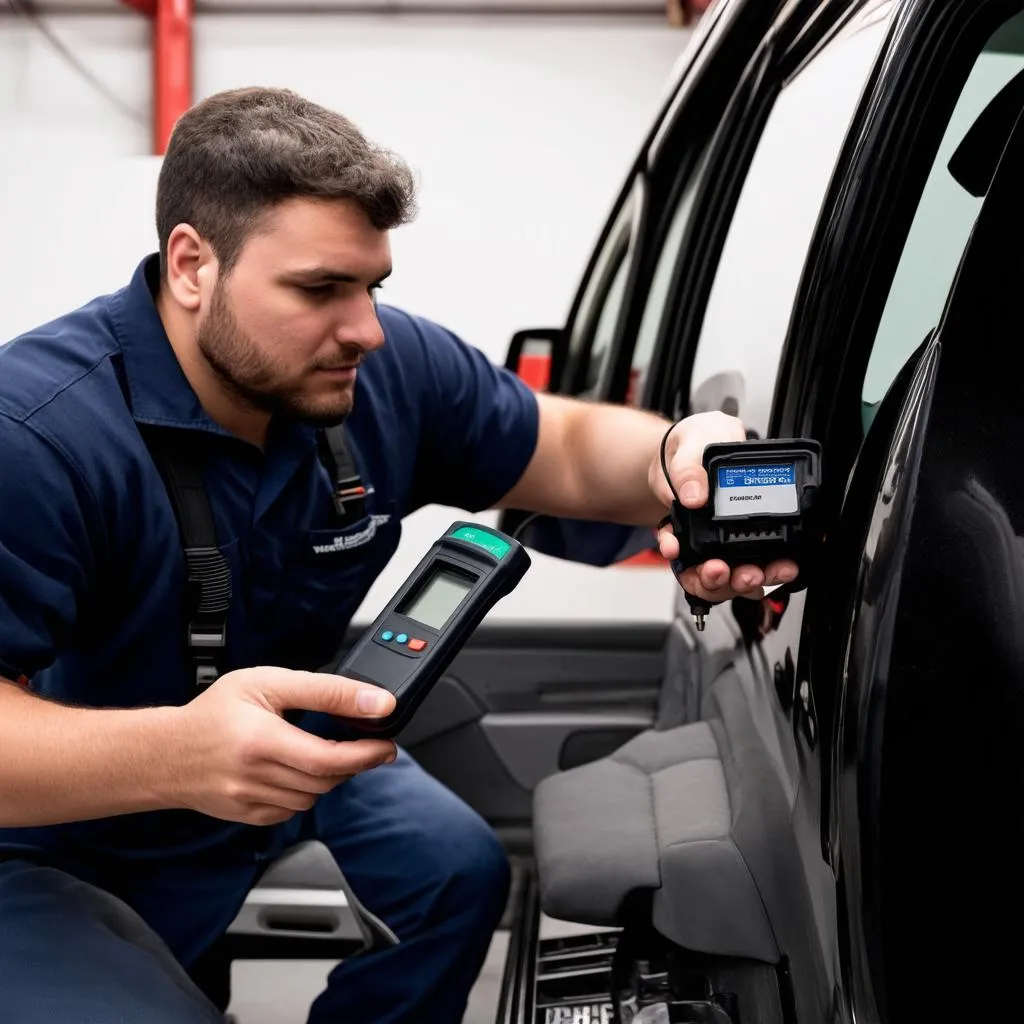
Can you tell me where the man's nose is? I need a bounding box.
[336,294,386,352]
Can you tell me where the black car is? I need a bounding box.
[218,2,1024,1021]
[493,0,1024,1021]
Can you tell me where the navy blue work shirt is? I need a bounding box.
[0,254,538,866]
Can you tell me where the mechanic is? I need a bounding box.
[0,87,797,1023]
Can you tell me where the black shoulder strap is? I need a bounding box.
[143,430,232,691]
[319,424,368,523]
[143,424,363,693]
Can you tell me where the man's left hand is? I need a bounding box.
[649,411,799,604]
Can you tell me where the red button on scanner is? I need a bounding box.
[407,638,427,652]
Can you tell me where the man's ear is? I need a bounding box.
[164,226,217,313]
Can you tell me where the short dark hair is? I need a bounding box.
[156,87,417,275]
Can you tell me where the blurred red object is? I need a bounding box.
[119,0,192,154]
[666,0,713,25]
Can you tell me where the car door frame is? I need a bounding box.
[641,0,866,422]
[498,0,792,545]
[543,0,794,407]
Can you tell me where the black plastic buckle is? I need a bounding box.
[333,474,368,524]
[194,661,220,690]
[188,620,226,690]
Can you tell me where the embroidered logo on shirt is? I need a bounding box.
[312,514,392,555]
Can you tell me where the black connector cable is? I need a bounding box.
[659,421,715,632]
[511,512,539,542]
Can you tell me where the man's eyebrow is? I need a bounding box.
[285,266,393,284]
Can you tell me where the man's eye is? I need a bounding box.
[300,283,334,299]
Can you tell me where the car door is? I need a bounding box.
[762,2,1024,1019]
[829,96,1024,1024]
[373,0,787,851]
[635,4,1024,1017]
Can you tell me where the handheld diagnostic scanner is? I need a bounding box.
[333,522,530,737]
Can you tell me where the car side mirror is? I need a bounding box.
[505,328,568,393]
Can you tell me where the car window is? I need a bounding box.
[567,185,640,395]
[686,11,896,436]
[626,145,713,406]
[861,11,1024,430]
[582,252,630,394]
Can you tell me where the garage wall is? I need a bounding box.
[0,9,687,623]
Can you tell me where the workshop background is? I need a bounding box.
[0,0,700,632]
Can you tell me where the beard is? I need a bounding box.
[196,283,357,427]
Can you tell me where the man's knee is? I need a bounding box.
[431,805,511,926]
[315,753,512,936]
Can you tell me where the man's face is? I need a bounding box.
[196,197,392,426]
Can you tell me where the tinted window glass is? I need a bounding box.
[862,13,1024,427]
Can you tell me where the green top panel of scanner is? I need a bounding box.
[449,525,510,560]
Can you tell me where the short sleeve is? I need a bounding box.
[0,415,98,680]
[402,314,540,513]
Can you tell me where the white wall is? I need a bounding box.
[0,10,687,623]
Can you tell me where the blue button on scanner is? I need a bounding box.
[395,633,409,645]
[381,630,395,642]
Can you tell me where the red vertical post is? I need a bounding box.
[154,0,192,155]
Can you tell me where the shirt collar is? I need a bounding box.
[110,254,232,436]
[109,255,321,469]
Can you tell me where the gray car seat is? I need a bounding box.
[532,593,833,1022]
[534,700,777,962]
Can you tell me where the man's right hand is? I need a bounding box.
[162,667,398,826]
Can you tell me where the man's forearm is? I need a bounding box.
[497,396,746,527]
[0,678,183,827]
[563,401,671,526]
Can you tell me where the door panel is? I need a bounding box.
[392,623,668,844]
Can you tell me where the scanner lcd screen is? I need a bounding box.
[401,568,474,630]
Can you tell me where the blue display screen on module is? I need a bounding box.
[714,462,798,517]
[718,464,796,488]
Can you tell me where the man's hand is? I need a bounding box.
[649,411,799,604]
[161,667,398,826]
